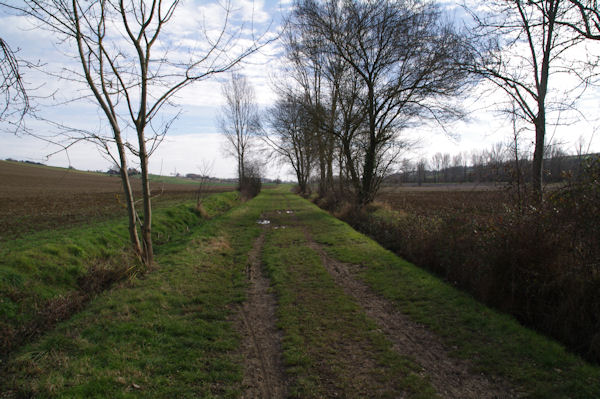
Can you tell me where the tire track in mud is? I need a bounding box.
[303,229,520,399]
[236,231,287,399]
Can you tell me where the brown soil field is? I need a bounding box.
[0,160,233,240]
[377,183,510,217]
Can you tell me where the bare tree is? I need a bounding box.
[283,13,338,198]
[295,0,475,205]
[0,37,29,126]
[466,0,586,200]
[432,152,443,183]
[328,53,366,199]
[441,153,451,182]
[5,0,270,267]
[399,158,413,184]
[573,131,596,178]
[218,72,261,190]
[239,159,263,199]
[452,153,464,182]
[264,94,315,194]
[194,159,214,215]
[461,151,470,182]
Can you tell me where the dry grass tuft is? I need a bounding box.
[195,202,209,219]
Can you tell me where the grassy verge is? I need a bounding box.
[303,196,600,398]
[0,192,240,357]
[1,192,260,398]
[257,191,436,398]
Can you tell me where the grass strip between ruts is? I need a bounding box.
[257,190,437,398]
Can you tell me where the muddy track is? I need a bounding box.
[236,231,287,399]
[304,230,520,399]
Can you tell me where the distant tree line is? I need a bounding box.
[387,145,599,185]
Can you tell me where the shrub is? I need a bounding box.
[318,161,600,363]
[238,162,262,200]
[239,175,262,199]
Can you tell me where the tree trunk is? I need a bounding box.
[326,151,334,191]
[531,0,556,202]
[318,151,327,197]
[119,164,142,259]
[360,136,377,206]
[341,138,361,199]
[138,129,153,267]
[532,116,545,202]
[115,132,142,260]
[297,168,307,194]
[360,84,377,206]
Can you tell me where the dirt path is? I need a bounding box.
[304,230,519,399]
[236,231,287,399]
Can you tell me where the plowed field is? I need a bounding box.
[377,183,509,218]
[0,160,233,240]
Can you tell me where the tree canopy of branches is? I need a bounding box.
[218,72,261,189]
[265,93,315,194]
[0,37,28,126]
[280,15,336,197]
[5,0,269,266]
[271,0,475,205]
[557,0,600,39]
[467,0,589,200]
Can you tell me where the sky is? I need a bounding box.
[0,0,598,179]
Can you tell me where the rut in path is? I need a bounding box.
[236,231,287,399]
[304,230,520,399]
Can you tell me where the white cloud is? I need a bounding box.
[232,0,270,24]
[0,133,112,171]
[3,0,599,183]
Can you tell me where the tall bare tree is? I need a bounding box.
[5,0,269,266]
[282,18,336,197]
[295,0,474,205]
[218,72,260,189]
[467,0,586,200]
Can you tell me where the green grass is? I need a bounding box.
[3,187,599,398]
[255,190,436,398]
[299,195,600,398]
[0,192,240,354]
[1,192,258,398]
[145,173,235,187]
